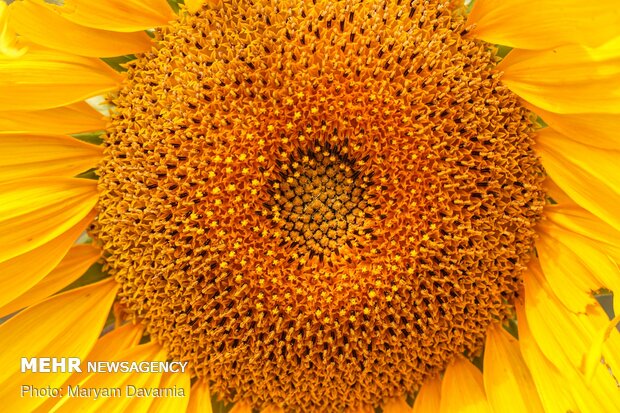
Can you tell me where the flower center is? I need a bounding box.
[94,1,545,411]
[266,144,374,263]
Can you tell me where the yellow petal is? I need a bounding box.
[523,263,620,409]
[49,342,167,412]
[517,301,620,412]
[0,243,100,317]
[0,278,118,412]
[515,302,581,413]
[187,380,214,413]
[185,0,206,13]
[0,46,121,111]
[544,203,620,316]
[91,324,144,359]
[542,176,573,205]
[38,0,176,32]
[34,322,143,413]
[524,260,593,369]
[0,211,96,313]
[0,178,98,263]
[147,371,191,412]
[0,134,101,182]
[498,39,620,115]
[538,220,620,308]
[440,357,490,413]
[531,106,620,150]
[467,0,620,50]
[584,314,620,383]
[483,324,544,413]
[544,203,620,261]
[539,129,620,193]
[185,0,222,13]
[535,226,601,313]
[577,308,620,384]
[0,2,26,57]
[0,102,105,134]
[536,128,620,232]
[9,1,152,57]
[382,398,411,413]
[412,376,441,413]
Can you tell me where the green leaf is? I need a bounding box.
[466,0,476,13]
[211,396,235,413]
[73,132,104,145]
[596,292,616,321]
[470,351,484,371]
[167,0,184,14]
[495,44,513,59]
[60,262,108,292]
[504,317,519,339]
[101,54,137,72]
[76,169,99,180]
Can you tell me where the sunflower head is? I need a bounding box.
[93,0,544,410]
[2,0,619,412]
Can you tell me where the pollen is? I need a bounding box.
[93,1,545,412]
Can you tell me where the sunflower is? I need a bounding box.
[1,0,619,411]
